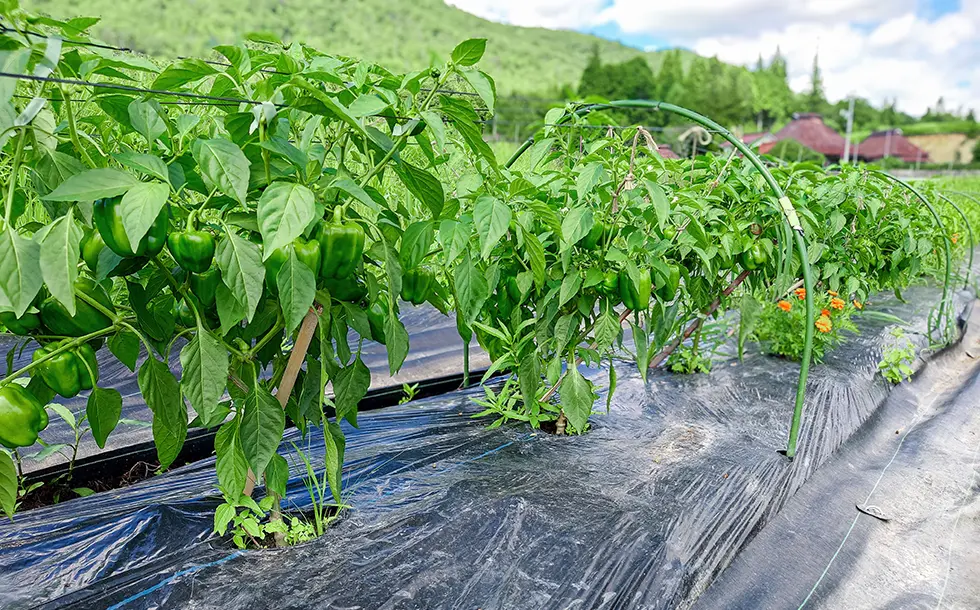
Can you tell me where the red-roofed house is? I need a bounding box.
[759,113,847,161]
[856,130,930,163]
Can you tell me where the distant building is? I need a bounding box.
[907,133,975,164]
[857,130,930,163]
[758,113,847,162]
[656,144,680,159]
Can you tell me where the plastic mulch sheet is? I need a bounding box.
[695,303,980,609]
[12,303,488,474]
[0,284,973,610]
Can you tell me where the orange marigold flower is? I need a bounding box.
[830,297,845,310]
[952,233,959,244]
[815,316,832,333]
[821,308,831,317]
[794,287,807,300]
[827,290,839,297]
[853,300,863,310]
[777,300,792,312]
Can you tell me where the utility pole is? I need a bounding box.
[841,96,855,163]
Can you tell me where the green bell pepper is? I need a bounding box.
[264,237,321,291]
[0,384,48,448]
[168,229,216,273]
[322,277,368,303]
[39,277,115,337]
[81,228,148,277]
[190,267,222,309]
[317,207,365,279]
[654,264,681,302]
[739,242,769,271]
[618,269,652,311]
[367,298,387,345]
[598,270,620,298]
[32,340,99,398]
[94,195,169,258]
[176,297,196,327]
[0,311,41,335]
[401,266,434,305]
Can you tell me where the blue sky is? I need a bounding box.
[446,0,980,115]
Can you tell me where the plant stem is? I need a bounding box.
[0,325,117,385]
[3,130,27,229]
[59,85,97,168]
[249,317,285,357]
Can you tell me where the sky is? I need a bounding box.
[444,0,979,117]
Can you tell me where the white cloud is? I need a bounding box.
[445,0,979,115]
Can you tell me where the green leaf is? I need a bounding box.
[119,181,169,246]
[39,210,83,317]
[43,168,138,202]
[87,387,122,449]
[113,152,170,184]
[524,231,546,290]
[217,232,265,322]
[421,111,446,153]
[265,453,289,498]
[277,249,316,335]
[109,330,140,372]
[561,206,593,250]
[393,159,444,218]
[0,49,30,106]
[576,162,605,203]
[559,273,583,308]
[330,177,380,212]
[240,384,284,476]
[216,282,247,335]
[334,357,370,427]
[473,196,511,259]
[348,94,388,118]
[518,355,540,415]
[128,98,167,144]
[560,366,595,433]
[151,59,218,90]
[439,96,497,169]
[0,229,42,318]
[257,182,316,259]
[139,356,187,469]
[214,502,236,536]
[215,417,248,502]
[192,138,250,204]
[400,221,435,270]
[324,421,346,504]
[384,315,409,375]
[644,180,670,231]
[454,252,489,327]
[0,449,15,519]
[460,69,496,113]
[451,38,487,66]
[289,77,367,139]
[180,328,229,427]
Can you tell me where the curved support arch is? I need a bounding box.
[506,99,816,458]
[936,194,974,290]
[873,171,955,343]
[944,191,980,291]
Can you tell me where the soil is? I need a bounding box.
[17,460,158,511]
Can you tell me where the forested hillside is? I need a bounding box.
[23,0,676,95]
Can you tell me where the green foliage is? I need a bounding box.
[767,139,826,164]
[878,328,915,384]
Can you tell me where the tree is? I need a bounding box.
[805,53,827,113]
[579,44,609,97]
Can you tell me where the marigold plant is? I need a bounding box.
[754,290,858,362]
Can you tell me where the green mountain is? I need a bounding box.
[24,0,680,94]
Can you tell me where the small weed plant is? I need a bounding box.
[878,328,916,383]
